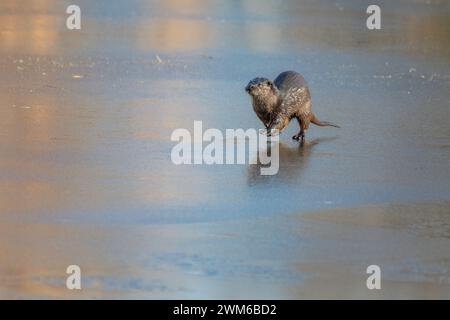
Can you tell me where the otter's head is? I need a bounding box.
[245,77,277,99]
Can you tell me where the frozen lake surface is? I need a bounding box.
[1,0,450,298]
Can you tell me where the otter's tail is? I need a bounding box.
[311,114,340,128]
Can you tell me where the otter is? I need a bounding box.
[245,70,339,142]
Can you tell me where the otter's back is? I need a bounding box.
[274,71,308,92]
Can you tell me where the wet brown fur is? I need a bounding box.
[245,71,339,142]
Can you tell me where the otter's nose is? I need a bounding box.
[245,84,254,93]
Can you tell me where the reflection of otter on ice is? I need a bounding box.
[170,120,337,177]
[247,136,337,185]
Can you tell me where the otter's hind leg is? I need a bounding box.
[292,117,305,142]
